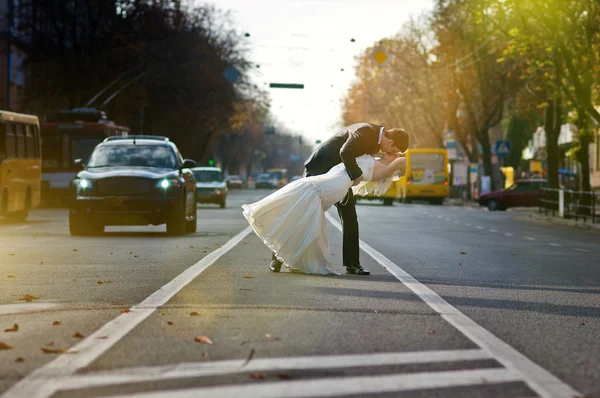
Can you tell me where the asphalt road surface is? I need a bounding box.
[1,190,598,398]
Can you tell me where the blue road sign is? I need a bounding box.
[495,140,511,158]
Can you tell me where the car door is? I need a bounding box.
[503,182,530,207]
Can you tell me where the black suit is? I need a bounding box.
[303,122,383,269]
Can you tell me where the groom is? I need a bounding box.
[269,123,409,275]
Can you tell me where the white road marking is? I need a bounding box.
[505,233,514,237]
[525,237,536,241]
[15,225,30,230]
[103,369,521,398]
[0,303,59,316]
[0,226,254,398]
[548,243,561,247]
[325,213,580,398]
[476,226,483,229]
[58,349,492,391]
[574,248,591,252]
[489,229,498,233]
[444,218,451,221]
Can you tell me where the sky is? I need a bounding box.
[199,0,435,145]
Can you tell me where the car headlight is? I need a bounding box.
[158,178,180,190]
[215,189,222,195]
[79,179,90,189]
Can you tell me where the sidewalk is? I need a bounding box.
[527,210,600,232]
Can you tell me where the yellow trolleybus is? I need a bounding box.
[0,110,42,221]
[400,148,449,205]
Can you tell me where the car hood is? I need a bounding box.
[196,181,226,189]
[78,167,178,180]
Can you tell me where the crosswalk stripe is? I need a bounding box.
[58,349,492,391]
[102,369,521,398]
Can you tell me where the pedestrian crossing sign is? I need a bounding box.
[495,140,511,158]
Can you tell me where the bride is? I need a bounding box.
[242,154,406,275]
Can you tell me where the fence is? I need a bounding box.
[539,188,599,223]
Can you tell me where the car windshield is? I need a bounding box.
[193,170,223,182]
[87,145,177,168]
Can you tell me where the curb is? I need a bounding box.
[526,211,600,232]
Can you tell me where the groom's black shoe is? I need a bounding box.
[346,265,370,275]
[269,259,282,273]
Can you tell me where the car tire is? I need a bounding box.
[487,200,499,211]
[220,198,226,209]
[167,196,187,236]
[185,207,197,234]
[382,198,393,206]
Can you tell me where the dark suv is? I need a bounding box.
[69,136,197,235]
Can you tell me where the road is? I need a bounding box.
[0,189,598,398]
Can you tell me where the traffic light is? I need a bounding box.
[208,159,215,166]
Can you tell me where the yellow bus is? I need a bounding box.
[0,111,42,221]
[400,148,449,205]
[355,172,403,206]
[267,168,288,187]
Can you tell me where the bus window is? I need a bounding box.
[15,123,25,158]
[34,125,40,158]
[26,124,36,158]
[6,123,16,159]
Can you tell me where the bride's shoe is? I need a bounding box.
[269,259,282,273]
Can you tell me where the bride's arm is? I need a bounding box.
[372,158,406,181]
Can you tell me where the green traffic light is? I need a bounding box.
[208,160,215,166]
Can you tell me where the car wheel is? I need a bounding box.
[487,200,499,211]
[167,196,187,235]
[220,198,226,209]
[382,198,393,206]
[185,208,197,233]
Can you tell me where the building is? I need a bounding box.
[0,0,26,111]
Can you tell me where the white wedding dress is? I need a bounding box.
[242,155,398,275]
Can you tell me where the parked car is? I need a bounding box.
[69,136,197,235]
[255,173,278,189]
[478,179,547,211]
[192,167,227,208]
[226,175,244,189]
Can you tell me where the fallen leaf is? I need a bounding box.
[73,332,84,339]
[120,309,130,313]
[335,283,343,287]
[243,275,253,279]
[4,324,19,332]
[72,278,78,281]
[241,340,251,346]
[242,242,248,245]
[134,255,139,258]
[214,244,220,247]
[189,312,200,316]
[189,246,194,248]
[72,249,78,252]
[240,288,253,291]
[15,357,24,362]
[0,342,13,350]
[265,333,280,341]
[7,274,16,278]
[202,251,208,253]
[250,372,266,380]
[97,281,104,285]
[45,342,55,347]
[278,373,293,380]
[167,321,173,326]
[129,252,133,254]
[202,351,209,357]
[580,321,586,326]
[18,294,40,302]
[460,252,467,255]
[41,347,66,354]
[195,335,214,344]
[39,261,44,265]
[52,321,62,326]
[426,330,436,335]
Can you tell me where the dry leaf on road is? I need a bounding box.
[426,330,437,335]
[195,335,214,344]
[243,275,253,279]
[201,351,209,357]
[265,333,280,341]
[250,372,266,380]
[97,281,104,285]
[0,342,13,350]
[7,274,16,278]
[39,261,44,265]
[15,357,24,362]
[120,309,131,313]
[72,249,78,252]
[460,252,466,254]
[278,373,292,380]
[335,283,343,287]
[18,294,40,302]
[167,321,173,326]
[4,324,19,332]
[73,332,84,338]
[189,312,200,316]
[41,347,67,354]
[52,320,62,326]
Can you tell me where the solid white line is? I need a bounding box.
[505,233,514,237]
[548,243,561,247]
[525,237,536,241]
[574,248,591,252]
[0,303,59,316]
[325,213,580,398]
[15,225,30,230]
[0,226,254,398]
[489,229,498,233]
[102,369,520,398]
[58,349,491,391]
